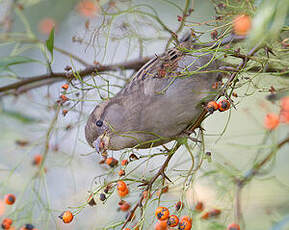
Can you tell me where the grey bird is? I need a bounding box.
[85,33,221,152]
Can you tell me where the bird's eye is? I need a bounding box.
[95,120,103,127]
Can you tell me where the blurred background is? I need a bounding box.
[0,0,289,229]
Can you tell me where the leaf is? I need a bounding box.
[46,27,55,60]
[0,56,38,68]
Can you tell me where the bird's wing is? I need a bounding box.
[119,46,184,96]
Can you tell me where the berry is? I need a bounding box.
[118,188,129,197]
[201,209,221,219]
[61,84,69,90]
[180,216,192,224]
[99,193,106,201]
[118,200,130,211]
[206,101,219,113]
[117,181,129,197]
[195,201,204,212]
[59,211,74,223]
[117,181,127,191]
[118,169,125,176]
[4,194,16,205]
[155,220,167,230]
[178,219,192,230]
[1,218,13,229]
[155,207,170,221]
[20,224,34,230]
[167,215,179,227]
[227,223,240,230]
[104,185,111,194]
[233,15,251,36]
[264,113,280,130]
[32,154,43,166]
[218,99,231,112]
[105,157,118,167]
[60,95,68,101]
[121,159,128,166]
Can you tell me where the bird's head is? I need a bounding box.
[85,101,126,153]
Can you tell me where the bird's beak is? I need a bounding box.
[93,133,110,155]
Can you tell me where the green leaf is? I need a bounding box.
[46,27,55,60]
[0,56,38,68]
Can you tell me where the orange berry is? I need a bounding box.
[178,219,192,230]
[124,228,131,230]
[195,201,204,212]
[118,200,130,211]
[155,220,168,230]
[119,169,125,176]
[117,188,129,197]
[76,0,99,17]
[201,209,221,219]
[218,99,231,112]
[1,218,13,229]
[206,101,219,113]
[227,223,240,230]
[121,159,128,166]
[38,18,56,35]
[264,113,280,130]
[157,186,169,197]
[105,157,118,167]
[155,207,170,221]
[59,210,73,223]
[117,181,128,192]
[4,194,16,205]
[32,154,43,166]
[62,109,68,116]
[167,215,179,227]
[60,95,68,101]
[233,14,251,36]
[61,84,69,90]
[180,216,192,224]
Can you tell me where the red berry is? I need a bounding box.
[4,194,16,205]
[218,99,231,112]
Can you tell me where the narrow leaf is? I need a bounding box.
[46,27,55,60]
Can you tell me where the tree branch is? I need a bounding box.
[0,57,151,96]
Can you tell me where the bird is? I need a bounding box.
[85,32,222,152]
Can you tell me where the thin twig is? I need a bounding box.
[120,142,181,229]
